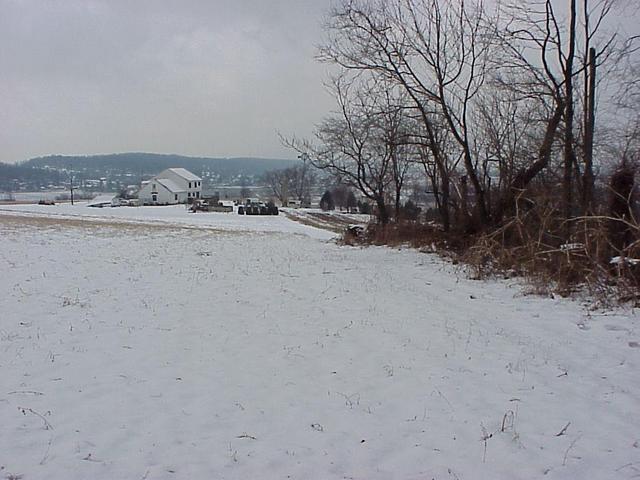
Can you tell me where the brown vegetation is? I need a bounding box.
[346,178,640,304]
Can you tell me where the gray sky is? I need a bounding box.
[0,0,334,163]
[2,1,637,165]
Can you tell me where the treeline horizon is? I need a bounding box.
[0,153,298,191]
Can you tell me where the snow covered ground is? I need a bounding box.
[0,203,335,240]
[0,209,639,479]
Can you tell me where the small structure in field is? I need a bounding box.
[87,194,119,208]
[138,168,202,205]
[191,197,233,213]
[286,199,303,208]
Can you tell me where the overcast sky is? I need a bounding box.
[2,1,638,165]
[0,0,335,163]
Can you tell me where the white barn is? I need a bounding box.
[138,168,202,205]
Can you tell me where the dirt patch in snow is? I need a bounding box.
[282,210,356,234]
[0,212,243,236]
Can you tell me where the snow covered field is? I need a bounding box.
[1,208,639,479]
[0,203,335,240]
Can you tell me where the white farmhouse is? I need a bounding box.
[138,168,202,205]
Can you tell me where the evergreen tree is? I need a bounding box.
[320,190,335,211]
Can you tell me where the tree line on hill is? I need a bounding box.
[23,153,296,178]
[0,153,298,192]
[0,162,66,191]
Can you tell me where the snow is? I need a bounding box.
[86,195,117,207]
[166,167,201,182]
[560,243,585,252]
[0,203,336,240]
[0,209,639,479]
[610,256,640,266]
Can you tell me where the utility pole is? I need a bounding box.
[298,152,309,206]
[69,162,74,205]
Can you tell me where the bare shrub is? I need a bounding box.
[462,199,640,303]
[348,182,640,304]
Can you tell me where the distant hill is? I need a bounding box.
[2,153,299,191]
[0,161,66,190]
[23,153,297,177]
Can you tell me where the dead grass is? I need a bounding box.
[0,212,244,237]
[281,210,346,233]
[345,210,640,305]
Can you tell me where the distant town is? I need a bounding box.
[0,153,299,200]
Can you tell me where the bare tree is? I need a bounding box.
[320,0,495,225]
[263,163,316,206]
[288,77,396,223]
[488,1,568,221]
[382,91,415,221]
[283,0,634,234]
[476,87,538,198]
[563,0,579,230]
[409,113,460,230]
[497,0,625,222]
[263,168,292,205]
[331,184,350,211]
[289,163,316,206]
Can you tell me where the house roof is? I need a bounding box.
[167,168,201,182]
[157,178,187,193]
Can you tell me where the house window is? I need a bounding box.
[175,194,178,201]
[152,194,157,202]
[189,182,191,188]
[196,191,200,198]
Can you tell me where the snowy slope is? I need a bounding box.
[0,213,638,479]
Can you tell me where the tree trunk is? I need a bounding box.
[608,164,635,253]
[563,0,577,238]
[440,174,450,232]
[460,175,470,231]
[376,197,390,225]
[582,47,597,213]
[462,147,489,225]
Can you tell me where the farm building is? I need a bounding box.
[87,194,120,208]
[139,168,202,205]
